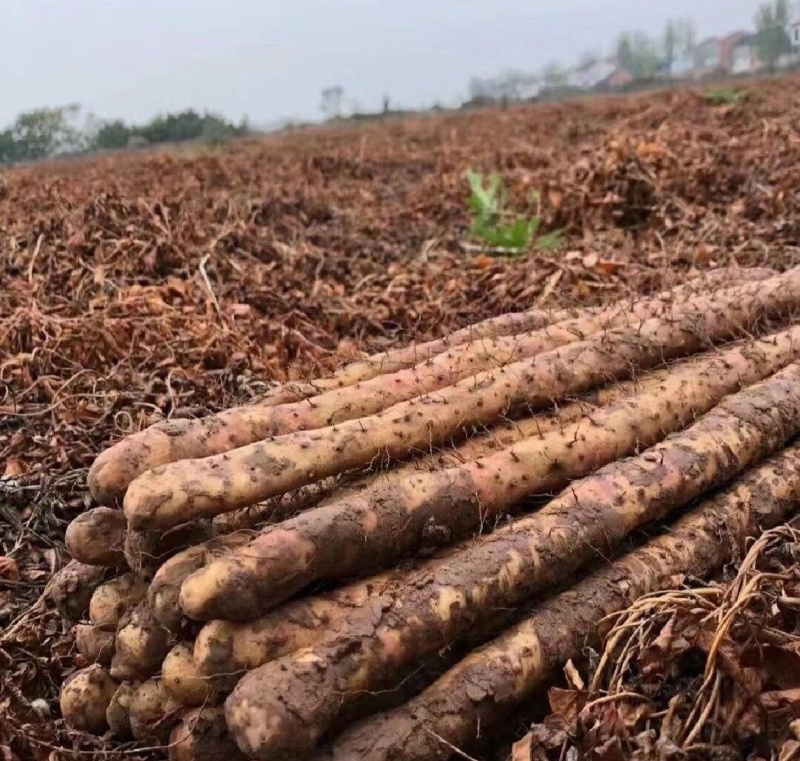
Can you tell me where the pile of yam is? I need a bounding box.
[48,264,800,760]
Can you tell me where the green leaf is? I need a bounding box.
[535,228,565,252]
[466,169,500,220]
[478,219,532,250]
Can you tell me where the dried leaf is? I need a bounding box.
[2,456,25,479]
[0,557,20,582]
[548,687,586,724]
[564,659,585,691]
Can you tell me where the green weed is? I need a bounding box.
[465,169,563,254]
[704,88,746,105]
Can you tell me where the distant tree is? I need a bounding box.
[677,18,697,55]
[542,61,567,87]
[92,119,131,151]
[664,20,679,70]
[0,105,249,165]
[7,104,83,161]
[320,86,344,120]
[496,69,531,100]
[617,31,661,79]
[0,129,19,164]
[616,34,636,72]
[131,110,245,145]
[756,0,791,71]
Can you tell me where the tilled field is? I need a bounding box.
[4,74,800,761]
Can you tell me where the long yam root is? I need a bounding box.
[124,267,800,531]
[129,677,182,743]
[64,507,127,567]
[110,601,176,681]
[162,642,228,707]
[223,363,800,759]
[325,442,800,761]
[153,372,666,626]
[122,479,343,581]
[74,624,115,667]
[146,372,665,629]
[149,533,255,632]
[45,560,110,622]
[107,681,137,739]
[192,578,383,696]
[107,373,653,592]
[89,573,148,631]
[90,269,775,506]
[181,326,800,620]
[88,302,602,504]
[257,305,597,406]
[169,707,247,761]
[59,665,117,734]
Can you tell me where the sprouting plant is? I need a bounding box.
[465,169,563,254]
[704,88,746,105]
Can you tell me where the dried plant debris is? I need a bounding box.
[514,525,800,761]
[4,74,800,761]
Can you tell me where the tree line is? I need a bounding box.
[0,104,251,165]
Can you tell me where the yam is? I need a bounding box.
[325,442,800,760]
[45,560,109,622]
[125,266,800,531]
[89,573,148,631]
[106,680,138,739]
[91,269,778,507]
[64,507,126,568]
[59,664,117,734]
[74,624,115,667]
[223,363,800,759]
[181,325,800,620]
[129,677,182,743]
[162,642,219,707]
[169,707,247,761]
[110,601,175,681]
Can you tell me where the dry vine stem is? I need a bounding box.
[124,266,800,531]
[89,267,775,506]
[223,363,800,760]
[322,443,800,761]
[580,525,800,754]
[180,325,800,619]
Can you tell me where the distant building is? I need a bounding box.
[567,59,616,89]
[730,33,762,74]
[565,58,633,91]
[693,37,723,75]
[692,31,753,77]
[669,51,695,78]
[790,19,800,48]
[600,66,634,90]
[721,31,752,69]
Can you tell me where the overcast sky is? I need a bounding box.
[0,1,765,127]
